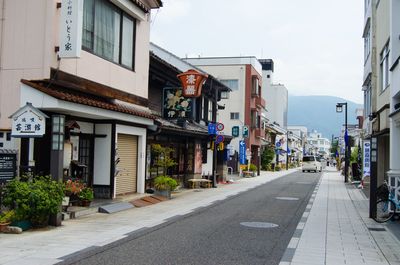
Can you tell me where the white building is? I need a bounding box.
[259,59,288,129]
[306,130,331,158]
[362,0,391,186]
[388,0,400,190]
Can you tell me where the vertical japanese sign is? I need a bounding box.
[59,0,83,58]
[363,140,371,178]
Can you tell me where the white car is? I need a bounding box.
[302,155,322,172]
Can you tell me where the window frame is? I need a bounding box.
[380,41,390,91]
[230,112,240,120]
[82,0,136,71]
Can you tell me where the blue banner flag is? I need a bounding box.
[344,129,349,146]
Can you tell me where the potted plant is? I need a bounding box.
[154,175,178,199]
[0,210,15,232]
[64,179,85,206]
[78,187,94,207]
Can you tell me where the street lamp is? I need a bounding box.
[336,102,349,183]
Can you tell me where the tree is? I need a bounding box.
[261,146,275,170]
[151,144,177,176]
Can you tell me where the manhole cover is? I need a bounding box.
[240,222,279,228]
[276,197,299,201]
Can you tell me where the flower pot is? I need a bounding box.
[80,200,91,207]
[0,222,11,232]
[154,189,171,199]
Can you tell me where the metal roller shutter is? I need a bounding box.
[116,134,138,195]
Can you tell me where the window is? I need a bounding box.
[364,81,372,118]
[251,76,259,95]
[363,25,371,62]
[0,132,3,138]
[230,112,239,119]
[221,91,229,99]
[220,79,239,91]
[380,41,390,91]
[83,0,136,70]
[6,133,11,141]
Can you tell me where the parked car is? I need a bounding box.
[302,155,322,173]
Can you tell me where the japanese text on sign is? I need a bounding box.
[59,0,83,58]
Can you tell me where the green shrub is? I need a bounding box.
[79,187,94,201]
[0,210,15,224]
[245,163,258,172]
[2,176,64,226]
[154,176,178,191]
[275,165,281,171]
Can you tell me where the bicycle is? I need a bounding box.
[374,180,399,223]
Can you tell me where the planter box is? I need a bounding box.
[154,189,171,199]
[11,220,31,231]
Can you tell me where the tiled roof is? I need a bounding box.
[21,79,157,120]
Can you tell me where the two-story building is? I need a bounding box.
[0,0,162,198]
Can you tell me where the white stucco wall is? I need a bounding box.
[185,63,247,153]
[93,124,112,185]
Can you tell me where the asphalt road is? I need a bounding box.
[61,170,321,265]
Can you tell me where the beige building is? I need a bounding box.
[0,0,162,198]
[362,0,390,187]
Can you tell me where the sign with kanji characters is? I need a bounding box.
[163,88,193,119]
[59,0,83,58]
[363,140,371,178]
[232,126,239,137]
[9,103,48,138]
[177,69,208,97]
[0,153,17,183]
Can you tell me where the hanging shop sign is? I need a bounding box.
[59,0,83,58]
[9,103,48,138]
[232,126,239,137]
[242,125,249,138]
[163,88,193,119]
[177,69,208,97]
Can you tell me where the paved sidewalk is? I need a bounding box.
[280,168,400,265]
[0,169,296,265]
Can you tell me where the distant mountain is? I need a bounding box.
[288,95,363,139]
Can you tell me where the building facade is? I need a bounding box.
[362,0,391,189]
[184,57,265,174]
[388,0,400,193]
[0,0,162,198]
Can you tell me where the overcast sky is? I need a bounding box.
[150,0,364,104]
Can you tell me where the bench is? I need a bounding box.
[187,179,212,189]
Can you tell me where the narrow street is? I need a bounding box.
[61,171,321,265]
